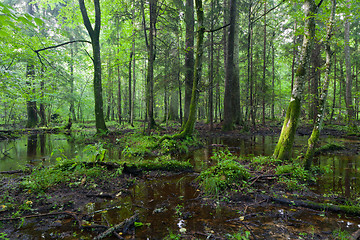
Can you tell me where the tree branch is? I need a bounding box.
[79,0,94,37]
[34,40,92,53]
[252,0,286,24]
[205,23,230,33]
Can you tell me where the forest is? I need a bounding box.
[0,0,360,239]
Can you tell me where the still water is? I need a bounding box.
[1,133,360,239]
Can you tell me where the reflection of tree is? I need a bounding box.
[39,134,46,155]
[27,134,38,158]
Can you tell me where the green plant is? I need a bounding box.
[225,230,251,240]
[197,151,251,197]
[0,232,9,240]
[163,229,181,240]
[332,229,351,240]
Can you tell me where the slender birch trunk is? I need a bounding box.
[304,0,336,169]
[273,0,317,160]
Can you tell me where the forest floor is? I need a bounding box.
[0,121,360,239]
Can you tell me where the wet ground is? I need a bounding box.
[1,124,360,239]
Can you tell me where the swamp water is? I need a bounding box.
[1,134,360,239]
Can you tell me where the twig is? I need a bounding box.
[93,212,139,240]
[34,40,91,53]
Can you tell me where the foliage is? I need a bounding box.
[275,163,312,191]
[160,136,202,154]
[20,149,113,192]
[0,233,9,240]
[315,142,345,155]
[124,155,192,172]
[332,229,351,240]
[249,155,283,171]
[225,230,251,240]
[117,132,157,157]
[197,150,251,197]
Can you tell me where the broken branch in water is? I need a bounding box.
[93,212,139,240]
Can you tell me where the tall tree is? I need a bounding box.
[273,0,318,160]
[304,0,336,169]
[184,0,195,125]
[78,0,107,133]
[344,0,356,130]
[223,0,240,131]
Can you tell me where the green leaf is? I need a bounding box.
[34,17,44,26]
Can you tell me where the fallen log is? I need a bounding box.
[262,194,360,216]
[93,212,139,240]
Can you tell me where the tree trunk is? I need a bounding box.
[69,46,77,122]
[223,0,240,131]
[304,0,336,170]
[344,1,356,130]
[79,0,107,133]
[128,51,133,124]
[271,32,275,120]
[291,21,297,92]
[309,43,321,122]
[178,0,204,137]
[184,0,195,126]
[330,52,337,123]
[26,63,38,128]
[261,0,267,126]
[273,0,317,160]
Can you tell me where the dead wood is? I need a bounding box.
[352,229,360,240]
[0,211,83,228]
[0,170,27,174]
[263,194,360,215]
[93,212,139,240]
[86,193,115,199]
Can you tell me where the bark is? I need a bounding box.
[26,63,38,128]
[261,0,267,126]
[128,51,133,124]
[344,1,356,130]
[208,0,214,131]
[223,0,239,131]
[309,43,321,122]
[39,68,46,127]
[329,52,337,122]
[304,0,336,170]
[184,0,195,125]
[273,0,317,160]
[143,0,157,131]
[291,21,297,92]
[69,46,77,122]
[78,0,107,133]
[271,33,275,120]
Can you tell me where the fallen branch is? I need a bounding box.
[0,170,28,174]
[93,212,139,240]
[0,211,82,228]
[263,195,360,215]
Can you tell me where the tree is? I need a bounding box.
[304,0,336,169]
[273,0,318,160]
[78,0,107,133]
[183,0,195,125]
[223,0,241,131]
[344,0,356,130]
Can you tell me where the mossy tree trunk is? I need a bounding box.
[79,0,107,133]
[177,0,204,137]
[273,0,317,160]
[304,0,336,170]
[183,0,195,126]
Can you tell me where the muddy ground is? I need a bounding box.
[0,122,359,239]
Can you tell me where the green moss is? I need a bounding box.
[124,156,193,172]
[197,152,251,197]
